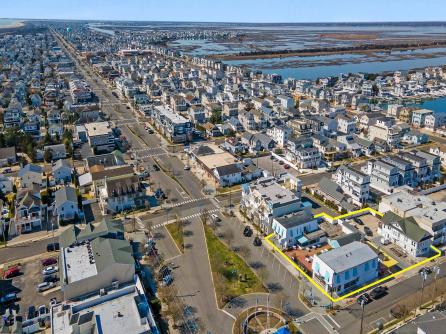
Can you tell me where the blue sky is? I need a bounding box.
[2,0,446,22]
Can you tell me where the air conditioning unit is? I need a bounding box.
[112,281,119,290]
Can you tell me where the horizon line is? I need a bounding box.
[4,17,446,25]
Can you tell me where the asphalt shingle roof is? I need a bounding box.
[316,241,377,273]
[381,211,432,242]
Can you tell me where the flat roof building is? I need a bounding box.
[60,237,135,300]
[51,276,158,334]
[379,188,446,245]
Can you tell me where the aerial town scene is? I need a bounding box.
[3,1,446,334]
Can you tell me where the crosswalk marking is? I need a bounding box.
[138,152,169,159]
[136,208,220,231]
[168,197,209,208]
[133,147,165,153]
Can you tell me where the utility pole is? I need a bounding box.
[433,264,441,302]
[360,299,366,334]
[419,269,428,311]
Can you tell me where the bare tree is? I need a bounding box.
[200,208,210,225]
[238,245,251,258]
[225,229,235,248]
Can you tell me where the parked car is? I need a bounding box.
[419,267,432,275]
[357,293,371,305]
[43,274,58,283]
[152,164,160,171]
[42,266,58,276]
[41,258,57,266]
[4,267,20,279]
[38,305,47,317]
[37,282,54,292]
[364,226,373,236]
[279,160,284,165]
[243,226,253,237]
[211,214,220,222]
[269,155,274,160]
[370,286,387,300]
[50,298,58,306]
[284,164,290,169]
[0,293,17,305]
[183,165,191,171]
[354,217,364,225]
[27,306,36,320]
[253,236,262,246]
[46,242,60,252]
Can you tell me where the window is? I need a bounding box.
[352,267,358,276]
[336,275,340,284]
[364,262,369,271]
[372,260,377,268]
[345,270,350,280]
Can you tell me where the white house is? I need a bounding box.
[312,241,379,295]
[361,159,400,194]
[84,121,116,153]
[429,145,446,166]
[99,175,147,214]
[336,116,356,135]
[332,165,370,206]
[52,159,72,184]
[267,126,292,148]
[54,186,80,223]
[378,212,432,257]
[12,190,42,235]
[412,109,433,128]
[18,164,44,189]
[0,174,13,194]
[241,176,304,233]
[271,211,320,248]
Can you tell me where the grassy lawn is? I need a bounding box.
[166,221,184,253]
[217,184,241,194]
[204,224,266,308]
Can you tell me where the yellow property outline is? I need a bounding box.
[264,207,442,303]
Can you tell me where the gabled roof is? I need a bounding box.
[18,164,43,177]
[92,237,134,272]
[215,164,241,176]
[381,211,432,242]
[52,159,72,171]
[55,186,78,208]
[0,147,16,160]
[192,144,216,156]
[59,219,124,247]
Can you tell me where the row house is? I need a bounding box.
[241,176,304,233]
[332,165,370,206]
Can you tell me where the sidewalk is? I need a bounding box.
[4,228,64,248]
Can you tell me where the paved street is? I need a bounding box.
[0,239,50,263]
[333,260,446,334]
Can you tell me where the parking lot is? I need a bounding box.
[254,155,299,177]
[9,257,63,318]
[352,214,417,268]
